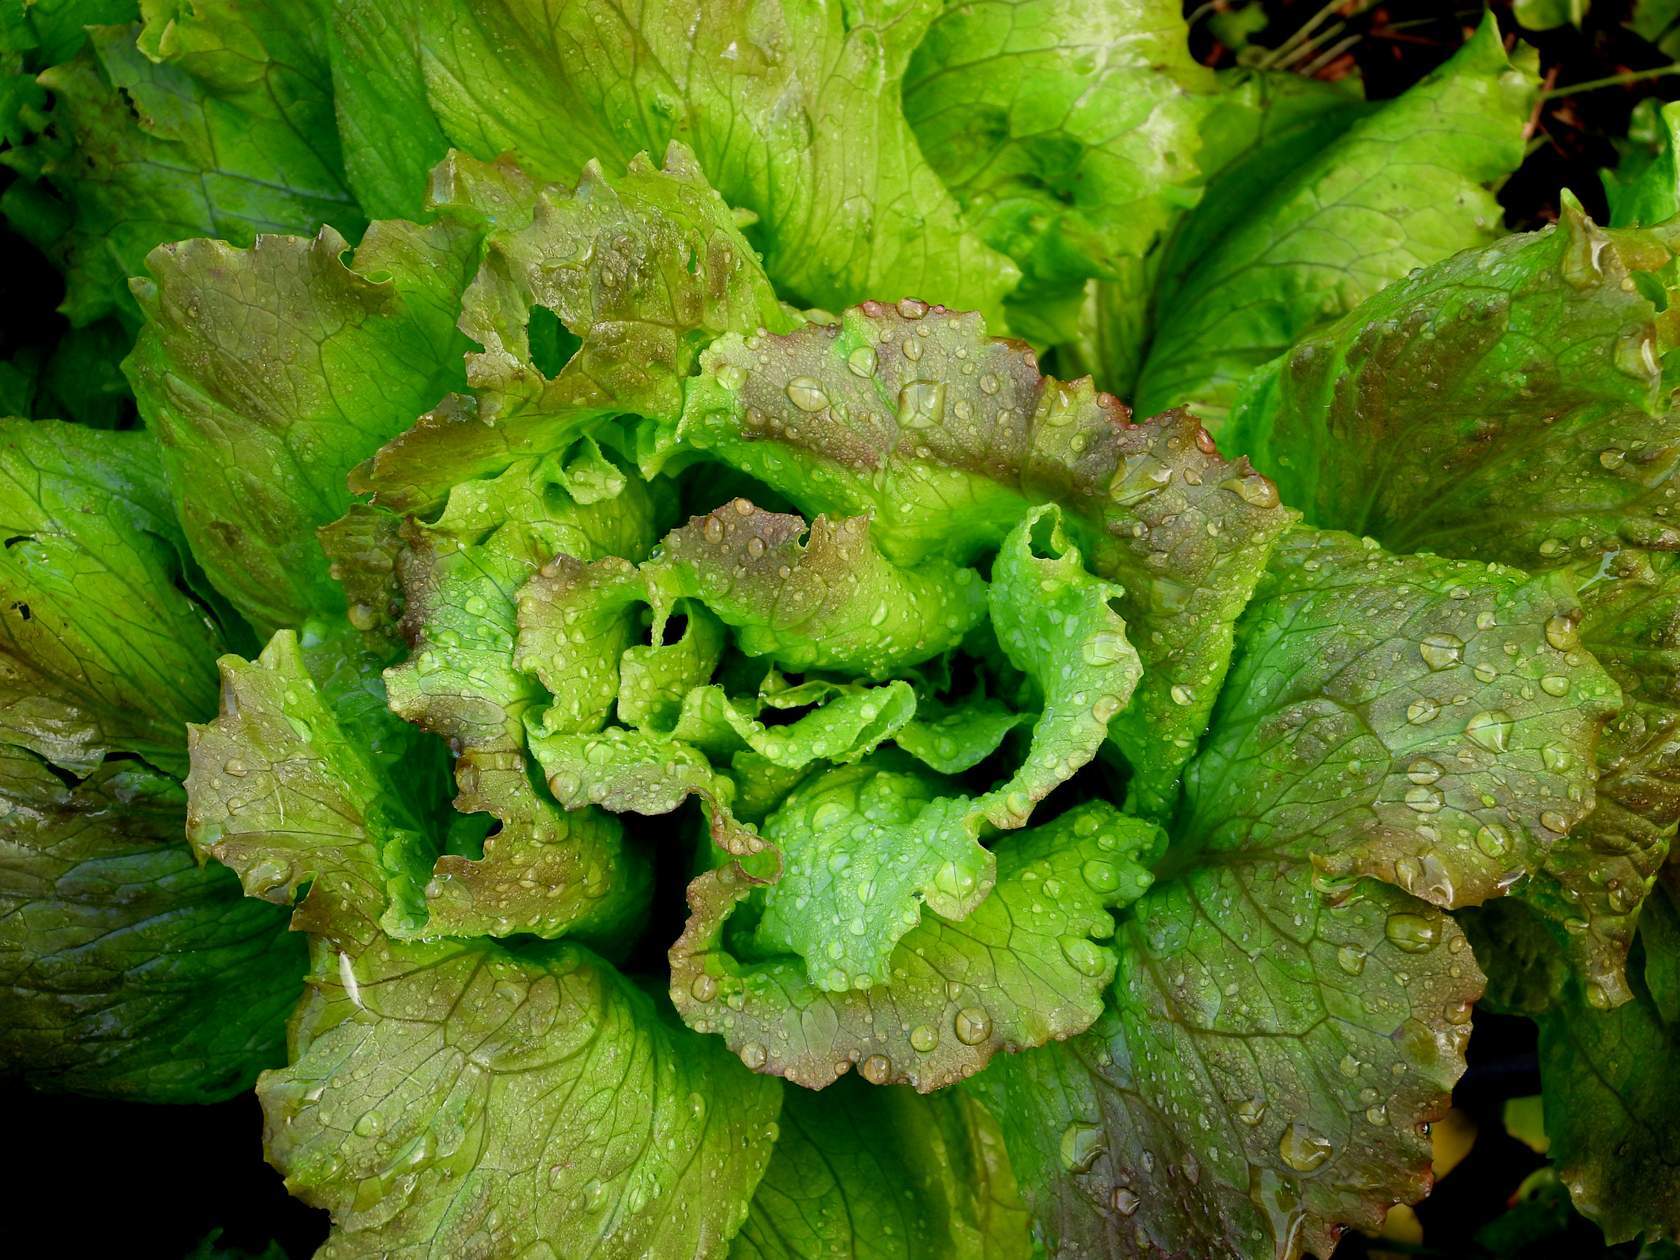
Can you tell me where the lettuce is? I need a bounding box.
[3,4,1679,1257]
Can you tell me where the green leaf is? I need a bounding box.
[670,800,1160,1091]
[185,630,436,946]
[677,300,1292,815]
[894,694,1027,774]
[751,763,992,991]
[355,147,792,512]
[128,216,481,632]
[745,507,1141,989]
[328,0,1018,319]
[964,533,1558,1256]
[1132,16,1534,427]
[0,419,222,776]
[5,4,360,327]
[1054,69,1367,399]
[422,747,650,946]
[647,501,989,680]
[1230,206,1680,997]
[902,0,1212,340]
[969,872,1481,1260]
[986,504,1140,821]
[387,446,660,754]
[1191,528,1618,930]
[528,722,768,860]
[731,1077,1032,1260]
[377,449,672,945]
[1514,0,1589,31]
[0,742,303,1101]
[1604,98,1680,228]
[1487,879,1680,1243]
[260,933,782,1259]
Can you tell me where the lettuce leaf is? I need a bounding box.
[1232,205,1680,999]
[328,0,1017,320]
[1132,16,1534,427]
[0,742,302,1101]
[5,2,359,327]
[260,933,782,1259]
[676,300,1291,815]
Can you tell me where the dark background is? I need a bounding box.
[4,1,1678,1257]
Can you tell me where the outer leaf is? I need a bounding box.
[6,4,359,327]
[1230,206,1680,996]
[902,0,1212,340]
[1190,529,1618,924]
[357,147,793,512]
[185,630,435,946]
[670,800,1160,1091]
[1477,880,1680,1242]
[329,0,1017,319]
[1603,98,1680,228]
[1054,69,1366,399]
[970,875,1481,1260]
[0,743,302,1101]
[1535,881,1680,1244]
[0,419,222,776]
[128,217,481,632]
[731,1077,1032,1260]
[677,300,1291,814]
[1132,16,1533,426]
[261,934,782,1260]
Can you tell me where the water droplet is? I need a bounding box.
[1081,859,1120,893]
[1059,1121,1106,1173]
[954,1007,992,1045]
[1419,633,1464,671]
[860,1054,892,1084]
[1540,809,1571,834]
[909,1024,939,1053]
[1060,936,1107,977]
[1408,698,1440,725]
[896,297,928,319]
[1083,632,1131,667]
[897,380,945,427]
[1600,448,1626,470]
[715,362,747,391]
[1170,684,1194,706]
[1278,1123,1333,1172]
[1221,476,1280,508]
[1475,822,1512,858]
[223,758,248,778]
[689,973,718,1003]
[1407,759,1442,785]
[1544,615,1579,652]
[1385,912,1441,953]
[846,346,878,378]
[1540,675,1570,697]
[347,602,377,631]
[740,1042,768,1070]
[1405,786,1443,814]
[1542,742,1574,773]
[1236,1096,1268,1126]
[785,377,830,412]
[1112,1186,1141,1215]
[1336,945,1366,975]
[1465,710,1512,754]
